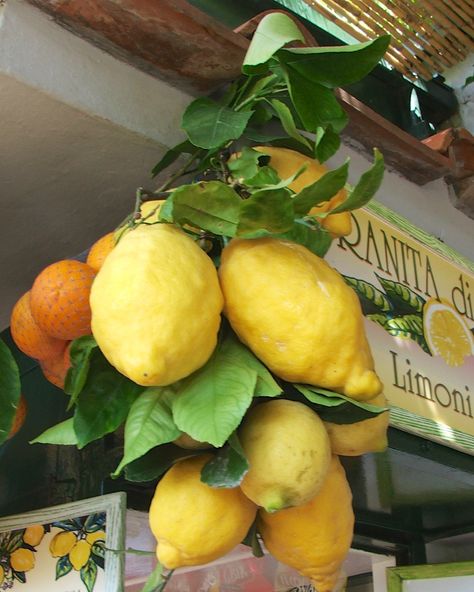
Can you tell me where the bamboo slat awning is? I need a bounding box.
[302,0,474,80]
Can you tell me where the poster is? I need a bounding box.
[325,203,474,453]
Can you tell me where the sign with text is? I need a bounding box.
[325,204,474,452]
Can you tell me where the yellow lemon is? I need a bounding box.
[69,540,91,571]
[254,146,352,237]
[149,454,257,569]
[173,433,212,450]
[324,393,390,456]
[0,564,4,585]
[91,224,224,386]
[49,531,77,558]
[10,548,36,572]
[219,238,382,400]
[259,456,354,592]
[423,299,474,367]
[86,530,106,545]
[239,399,331,511]
[23,524,45,547]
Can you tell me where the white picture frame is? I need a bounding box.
[0,492,125,592]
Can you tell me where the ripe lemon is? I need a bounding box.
[219,238,382,400]
[0,565,4,585]
[69,539,91,571]
[50,531,77,557]
[323,393,390,456]
[423,299,474,367]
[10,548,35,572]
[90,224,223,386]
[149,454,257,569]
[239,400,331,511]
[86,530,106,545]
[258,456,354,592]
[23,524,45,547]
[254,146,352,237]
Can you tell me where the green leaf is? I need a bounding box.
[201,433,249,488]
[124,443,199,483]
[286,68,348,133]
[171,181,241,237]
[294,384,388,424]
[343,276,393,315]
[151,140,196,178]
[64,335,98,407]
[331,149,384,213]
[242,521,264,558]
[375,274,425,315]
[182,98,253,149]
[276,220,333,257]
[140,563,164,592]
[113,387,180,477]
[74,352,143,449]
[243,12,304,74]
[13,571,26,584]
[228,146,264,181]
[80,559,98,592]
[0,338,21,444]
[56,555,73,580]
[172,335,257,447]
[237,188,295,237]
[293,160,349,215]
[245,166,281,187]
[315,126,341,163]
[30,418,78,446]
[278,36,391,88]
[270,99,312,149]
[84,513,106,532]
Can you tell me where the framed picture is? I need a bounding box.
[0,492,125,592]
[387,561,474,591]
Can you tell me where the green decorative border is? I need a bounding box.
[387,560,474,591]
[367,200,474,274]
[0,492,126,592]
[389,406,474,456]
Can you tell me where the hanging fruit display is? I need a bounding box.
[0,11,392,592]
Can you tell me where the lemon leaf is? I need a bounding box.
[293,159,349,215]
[64,335,98,408]
[172,336,257,447]
[182,98,253,149]
[113,388,180,477]
[294,384,389,424]
[80,559,97,592]
[30,418,78,446]
[315,125,341,164]
[242,12,304,74]
[74,352,143,449]
[276,220,333,257]
[0,339,21,444]
[237,188,295,237]
[171,181,241,236]
[201,432,249,488]
[124,443,199,483]
[330,149,384,213]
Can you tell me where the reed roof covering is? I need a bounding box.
[302,0,474,80]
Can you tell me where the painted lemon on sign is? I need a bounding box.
[423,299,474,366]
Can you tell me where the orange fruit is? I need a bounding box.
[86,232,116,272]
[30,260,96,340]
[10,548,35,572]
[23,524,45,547]
[10,292,67,360]
[8,395,27,439]
[40,343,72,389]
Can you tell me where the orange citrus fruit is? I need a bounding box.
[69,539,91,570]
[30,260,96,340]
[8,395,27,439]
[10,548,35,572]
[423,299,474,366]
[86,232,116,272]
[50,531,77,557]
[10,292,67,360]
[40,343,72,389]
[23,524,45,547]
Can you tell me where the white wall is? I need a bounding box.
[443,53,474,135]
